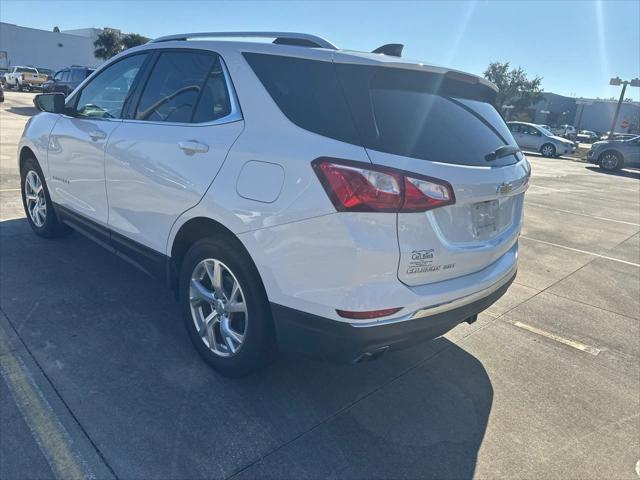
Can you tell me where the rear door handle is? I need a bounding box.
[89,130,107,141]
[178,141,209,154]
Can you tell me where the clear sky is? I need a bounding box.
[1,0,639,100]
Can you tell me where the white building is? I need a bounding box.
[0,22,104,72]
[62,27,121,42]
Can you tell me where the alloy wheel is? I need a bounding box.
[189,258,247,357]
[542,145,554,156]
[24,170,46,227]
[601,153,619,170]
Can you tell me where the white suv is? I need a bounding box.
[20,32,529,376]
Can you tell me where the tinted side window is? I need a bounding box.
[191,58,232,123]
[76,54,147,119]
[243,53,359,144]
[135,51,215,123]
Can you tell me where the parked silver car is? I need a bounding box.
[587,136,640,171]
[507,122,576,157]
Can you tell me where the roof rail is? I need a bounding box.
[149,31,338,50]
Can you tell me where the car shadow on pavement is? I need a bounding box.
[585,165,640,180]
[0,218,493,480]
[4,106,38,117]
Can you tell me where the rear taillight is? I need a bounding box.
[336,307,403,319]
[21,74,25,81]
[311,158,455,213]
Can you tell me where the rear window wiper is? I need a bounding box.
[485,145,520,161]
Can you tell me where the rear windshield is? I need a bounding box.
[244,53,520,166]
[337,63,521,166]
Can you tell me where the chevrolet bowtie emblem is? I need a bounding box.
[497,182,514,195]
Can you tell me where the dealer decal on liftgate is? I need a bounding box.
[407,249,455,275]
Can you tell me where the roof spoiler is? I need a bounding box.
[372,43,403,57]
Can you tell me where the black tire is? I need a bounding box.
[540,143,556,157]
[179,237,275,377]
[20,157,68,238]
[599,151,623,171]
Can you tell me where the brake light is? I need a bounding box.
[20,73,25,81]
[311,158,455,213]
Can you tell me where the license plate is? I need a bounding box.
[472,200,498,237]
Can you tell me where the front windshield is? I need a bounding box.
[539,126,553,136]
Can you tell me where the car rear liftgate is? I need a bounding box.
[334,61,530,286]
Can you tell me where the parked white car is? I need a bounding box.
[20,32,529,376]
[508,122,576,157]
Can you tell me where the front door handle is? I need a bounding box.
[89,130,107,141]
[178,141,209,154]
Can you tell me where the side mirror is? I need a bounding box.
[33,93,66,113]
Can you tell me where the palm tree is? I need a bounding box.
[121,33,149,50]
[93,30,122,61]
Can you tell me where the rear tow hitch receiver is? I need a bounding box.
[352,346,390,364]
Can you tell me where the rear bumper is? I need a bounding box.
[272,270,515,362]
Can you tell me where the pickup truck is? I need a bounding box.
[552,124,577,140]
[4,66,46,91]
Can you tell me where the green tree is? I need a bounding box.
[121,33,149,50]
[483,61,543,116]
[53,26,60,33]
[93,30,122,60]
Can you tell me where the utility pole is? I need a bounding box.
[608,77,640,139]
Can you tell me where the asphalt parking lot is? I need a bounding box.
[1,90,639,480]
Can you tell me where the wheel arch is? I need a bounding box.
[19,145,37,172]
[168,217,264,298]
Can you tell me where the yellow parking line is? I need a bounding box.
[0,322,88,480]
[0,188,21,192]
[513,321,601,356]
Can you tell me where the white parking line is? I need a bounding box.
[0,188,21,192]
[520,236,640,268]
[526,202,640,227]
[527,184,573,193]
[0,215,26,221]
[513,321,601,356]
